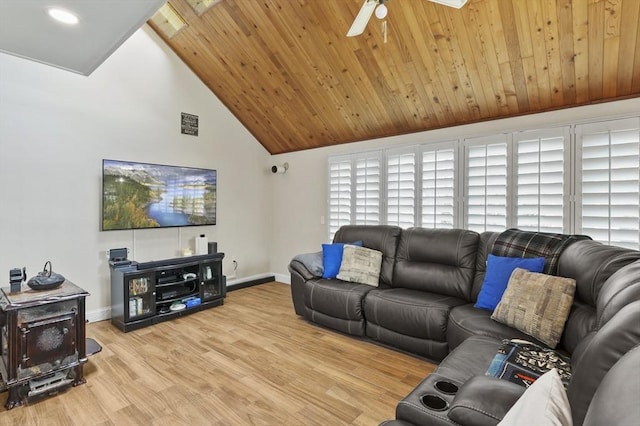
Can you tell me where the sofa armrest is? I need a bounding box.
[288,259,317,281]
[448,376,525,426]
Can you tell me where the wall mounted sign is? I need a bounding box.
[181,112,199,136]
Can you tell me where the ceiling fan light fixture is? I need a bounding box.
[375,3,388,20]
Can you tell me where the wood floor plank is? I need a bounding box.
[0,282,435,425]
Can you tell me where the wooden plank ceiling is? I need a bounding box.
[148,0,640,155]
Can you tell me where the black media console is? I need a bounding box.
[109,253,225,332]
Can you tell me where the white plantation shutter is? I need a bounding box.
[577,118,640,249]
[515,129,568,233]
[387,150,416,228]
[328,152,382,240]
[465,138,508,232]
[355,154,382,225]
[327,115,639,247]
[328,158,352,240]
[421,146,455,228]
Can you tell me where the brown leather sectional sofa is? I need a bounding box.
[289,225,640,426]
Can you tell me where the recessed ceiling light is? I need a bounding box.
[48,8,79,25]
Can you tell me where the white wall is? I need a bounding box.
[0,26,274,320]
[269,98,640,278]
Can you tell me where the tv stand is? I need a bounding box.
[110,253,225,332]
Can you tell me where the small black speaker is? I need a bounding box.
[208,242,217,254]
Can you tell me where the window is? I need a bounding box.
[464,137,508,232]
[327,116,640,249]
[355,155,382,225]
[421,146,456,229]
[577,118,640,249]
[327,157,352,240]
[327,152,382,240]
[514,129,568,233]
[386,149,416,228]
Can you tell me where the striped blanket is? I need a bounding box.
[491,229,591,275]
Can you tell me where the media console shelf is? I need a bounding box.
[110,253,225,332]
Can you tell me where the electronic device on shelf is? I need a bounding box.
[108,248,129,262]
[185,298,201,308]
[157,274,180,285]
[170,303,186,311]
[108,248,132,267]
[9,267,26,292]
[159,289,178,300]
[9,267,26,284]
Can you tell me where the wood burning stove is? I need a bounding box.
[0,280,88,409]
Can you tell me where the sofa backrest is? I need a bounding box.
[582,343,640,426]
[392,228,479,300]
[595,260,640,327]
[567,300,640,426]
[333,225,402,287]
[556,240,640,353]
[470,231,499,301]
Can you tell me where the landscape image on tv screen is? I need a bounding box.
[102,160,217,231]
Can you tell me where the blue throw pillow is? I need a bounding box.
[475,254,546,311]
[321,240,363,279]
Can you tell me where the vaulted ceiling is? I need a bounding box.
[148,0,640,154]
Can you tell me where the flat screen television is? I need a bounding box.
[102,159,216,231]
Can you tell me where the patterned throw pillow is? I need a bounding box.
[492,268,576,348]
[486,339,572,388]
[336,245,383,287]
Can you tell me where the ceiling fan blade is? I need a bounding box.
[429,0,469,8]
[346,0,377,37]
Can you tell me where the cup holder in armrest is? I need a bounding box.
[434,380,459,395]
[420,394,449,411]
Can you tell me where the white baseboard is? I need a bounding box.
[273,273,290,284]
[87,272,289,323]
[87,307,111,323]
[226,272,276,287]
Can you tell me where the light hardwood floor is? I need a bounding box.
[0,282,435,425]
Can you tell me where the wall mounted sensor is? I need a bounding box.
[271,162,289,174]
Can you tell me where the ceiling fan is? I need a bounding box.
[346,0,470,38]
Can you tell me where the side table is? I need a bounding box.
[0,280,89,409]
